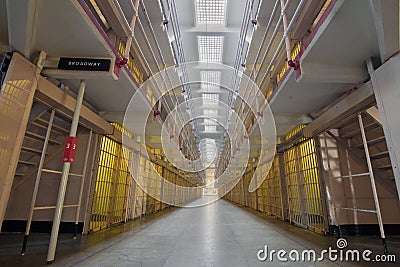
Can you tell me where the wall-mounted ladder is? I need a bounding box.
[325,111,390,255]
[19,107,93,255]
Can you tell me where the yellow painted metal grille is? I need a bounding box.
[258,156,283,218]
[111,122,132,138]
[117,40,144,84]
[277,41,302,83]
[134,182,146,217]
[284,146,303,226]
[248,169,257,209]
[283,137,326,234]
[310,0,332,31]
[224,124,326,234]
[90,136,117,232]
[110,146,131,224]
[89,136,131,232]
[298,139,325,233]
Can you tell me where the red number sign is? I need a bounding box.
[62,136,78,162]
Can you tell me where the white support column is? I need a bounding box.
[47,80,86,264]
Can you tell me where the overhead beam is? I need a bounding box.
[366,106,382,126]
[34,76,113,134]
[299,61,367,83]
[95,0,131,38]
[303,82,375,137]
[6,0,39,59]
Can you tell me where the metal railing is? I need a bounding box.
[116,39,144,84]
[218,0,335,170]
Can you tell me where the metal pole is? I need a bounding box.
[21,109,55,255]
[82,133,99,234]
[124,149,133,222]
[73,130,92,238]
[280,0,292,62]
[47,80,86,264]
[124,0,140,59]
[322,133,340,237]
[358,113,388,255]
[160,167,165,210]
[173,174,177,206]
[346,138,359,231]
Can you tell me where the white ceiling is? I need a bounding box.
[173,0,248,157]
[2,0,390,165]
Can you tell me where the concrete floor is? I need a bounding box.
[0,198,399,266]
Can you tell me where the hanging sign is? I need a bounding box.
[62,136,79,163]
[57,57,111,72]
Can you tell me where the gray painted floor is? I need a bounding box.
[0,198,399,266]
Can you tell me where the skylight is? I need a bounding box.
[196,0,227,24]
[204,109,218,116]
[201,71,221,89]
[204,125,217,132]
[202,93,219,105]
[198,36,224,63]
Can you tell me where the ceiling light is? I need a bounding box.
[204,125,217,132]
[201,71,221,89]
[196,0,227,24]
[198,36,224,63]
[202,93,219,105]
[204,109,218,116]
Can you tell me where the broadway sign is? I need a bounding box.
[58,57,112,72]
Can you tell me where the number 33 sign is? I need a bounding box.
[62,136,78,162]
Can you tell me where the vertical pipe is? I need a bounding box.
[124,0,140,59]
[82,133,100,234]
[314,136,330,235]
[109,144,122,225]
[358,113,388,255]
[280,0,292,61]
[278,153,288,220]
[47,80,86,264]
[173,174,177,206]
[124,149,133,222]
[346,139,358,229]
[21,109,55,255]
[294,145,307,227]
[160,167,165,210]
[73,130,92,238]
[322,133,340,237]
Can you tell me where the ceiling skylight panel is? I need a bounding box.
[196,0,227,24]
[204,125,217,132]
[202,93,219,105]
[200,71,221,89]
[198,36,224,63]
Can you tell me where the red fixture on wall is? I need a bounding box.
[116,57,128,68]
[288,59,299,70]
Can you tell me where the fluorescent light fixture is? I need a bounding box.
[196,0,227,24]
[198,36,224,63]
